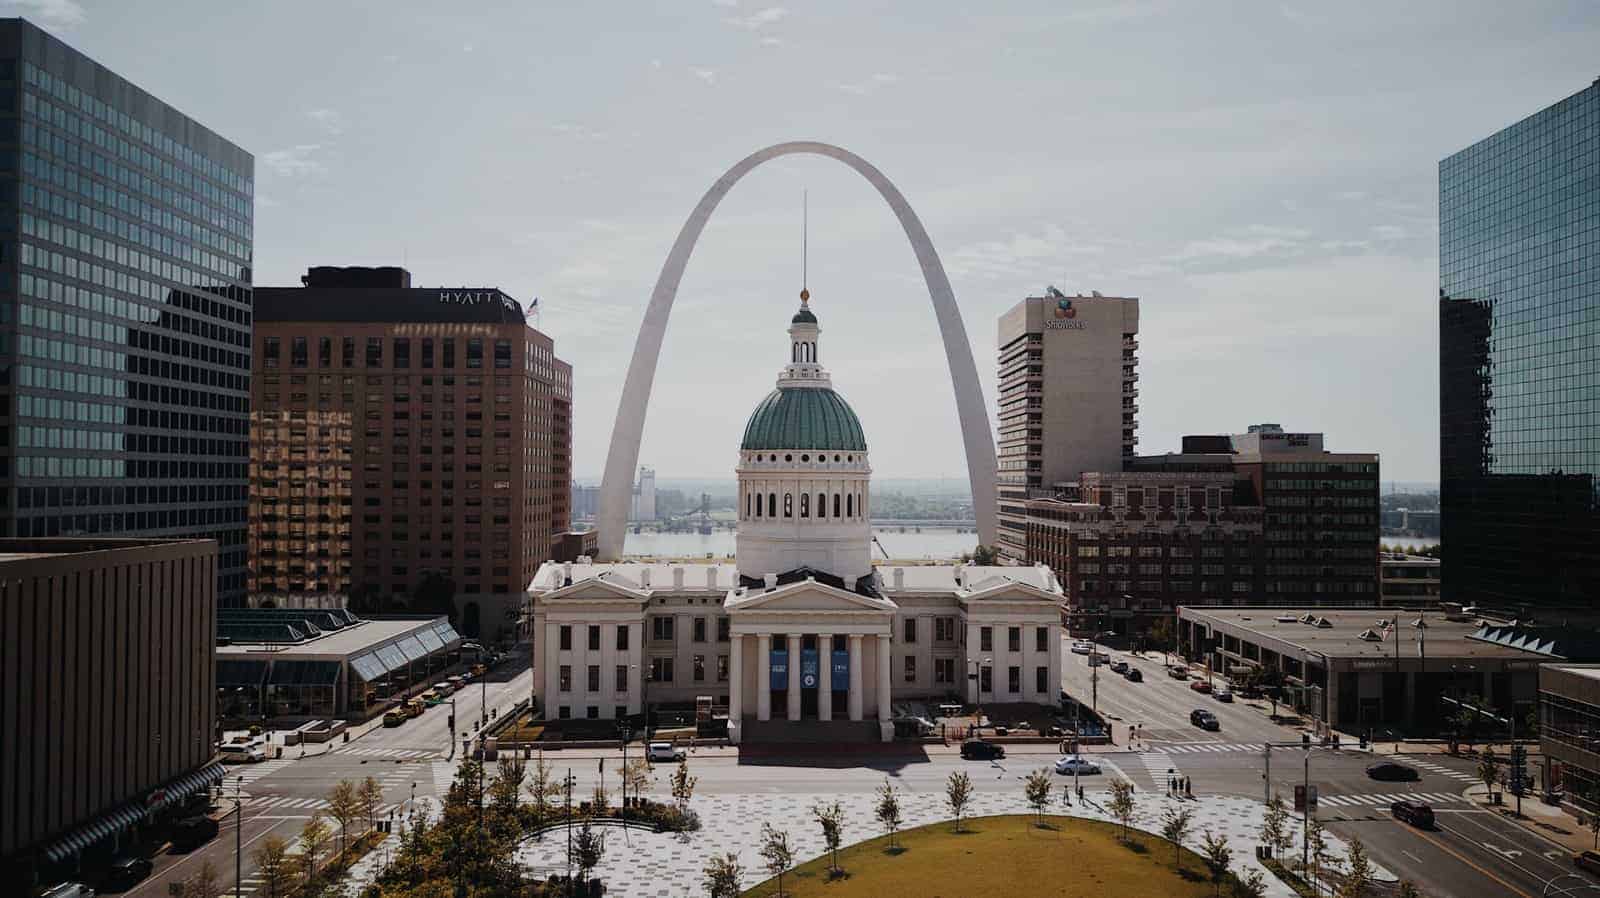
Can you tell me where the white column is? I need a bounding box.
[1046,622,1062,706]
[848,634,864,721]
[728,634,743,721]
[544,621,564,718]
[787,634,802,721]
[627,622,643,714]
[756,633,772,721]
[876,634,892,721]
[817,633,833,721]
[965,622,981,704]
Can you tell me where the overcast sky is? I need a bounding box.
[17,0,1599,485]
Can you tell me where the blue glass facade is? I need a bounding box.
[1439,79,1600,611]
[0,19,253,601]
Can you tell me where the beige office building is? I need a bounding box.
[996,289,1140,561]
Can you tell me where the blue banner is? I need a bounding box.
[831,650,850,692]
[769,649,788,691]
[800,649,820,690]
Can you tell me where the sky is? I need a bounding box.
[14,0,1599,485]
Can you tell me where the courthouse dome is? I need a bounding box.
[740,387,867,452]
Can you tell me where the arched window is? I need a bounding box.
[768,493,776,517]
[783,493,793,517]
[792,341,799,362]
[754,491,762,518]
[809,342,816,361]
[817,492,827,518]
[847,493,853,518]
[745,492,751,518]
[800,493,809,517]
[833,493,841,518]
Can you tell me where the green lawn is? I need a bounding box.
[742,814,1221,898]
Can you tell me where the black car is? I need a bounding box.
[1391,800,1434,829]
[169,815,219,852]
[1189,709,1220,731]
[1366,762,1420,782]
[961,739,1005,760]
[1124,668,1143,683]
[103,857,154,891]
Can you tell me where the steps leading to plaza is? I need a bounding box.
[738,717,880,744]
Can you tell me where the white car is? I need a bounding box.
[645,742,685,763]
[1054,755,1101,775]
[1070,640,1094,655]
[220,743,266,763]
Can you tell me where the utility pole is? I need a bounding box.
[234,776,244,898]
[1301,749,1310,870]
[1263,743,1271,806]
[564,769,575,885]
[447,698,457,759]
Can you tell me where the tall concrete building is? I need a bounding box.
[0,19,255,603]
[631,465,656,522]
[1439,79,1600,613]
[250,266,572,643]
[995,288,1139,560]
[0,538,221,875]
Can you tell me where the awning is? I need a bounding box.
[432,619,462,648]
[415,626,445,653]
[396,635,428,663]
[42,800,148,863]
[350,652,386,682]
[375,643,409,673]
[148,763,227,814]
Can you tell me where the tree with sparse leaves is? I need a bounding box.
[1161,805,1193,870]
[180,860,221,898]
[1477,747,1500,800]
[946,770,974,833]
[622,756,655,805]
[358,775,384,834]
[1201,829,1232,897]
[1234,869,1268,898]
[1395,880,1423,898]
[812,800,846,875]
[1023,768,1054,825]
[1306,817,1330,896]
[326,779,361,860]
[702,852,743,898]
[876,779,903,850]
[298,812,333,885]
[571,818,606,893]
[671,757,697,814]
[527,749,561,827]
[251,835,295,898]
[760,822,795,898]
[1108,779,1137,844]
[1260,792,1292,859]
[1340,835,1374,898]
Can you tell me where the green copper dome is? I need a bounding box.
[741,387,867,451]
[791,306,818,325]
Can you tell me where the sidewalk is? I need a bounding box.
[1463,784,1596,857]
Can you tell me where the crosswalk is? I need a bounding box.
[1400,757,1479,782]
[224,758,295,787]
[248,794,399,815]
[1139,752,1179,779]
[338,746,440,759]
[1156,742,1264,754]
[1318,790,1463,808]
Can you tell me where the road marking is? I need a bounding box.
[1409,827,1536,898]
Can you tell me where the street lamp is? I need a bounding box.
[233,775,244,898]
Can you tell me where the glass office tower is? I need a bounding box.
[0,19,254,602]
[1439,79,1599,613]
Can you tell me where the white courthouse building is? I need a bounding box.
[527,293,1066,742]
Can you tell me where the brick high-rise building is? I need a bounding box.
[250,267,571,643]
[995,288,1139,561]
[0,19,254,603]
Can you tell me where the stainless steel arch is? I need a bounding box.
[596,141,997,560]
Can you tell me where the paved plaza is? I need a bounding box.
[513,783,1393,898]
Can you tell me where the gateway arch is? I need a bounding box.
[596,141,997,560]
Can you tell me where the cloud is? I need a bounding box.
[946,223,1107,280]
[306,108,344,135]
[831,72,899,95]
[2,0,85,28]
[692,68,717,84]
[260,145,327,178]
[711,0,739,6]
[1371,224,1408,240]
[550,122,608,140]
[1168,224,1311,263]
[759,36,783,47]
[724,6,786,28]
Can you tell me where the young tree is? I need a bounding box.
[181,860,221,898]
[1306,817,1330,896]
[298,812,333,885]
[759,823,794,898]
[670,757,698,813]
[1200,829,1232,898]
[946,770,974,833]
[702,852,744,898]
[1395,881,1423,898]
[527,749,560,826]
[1340,835,1374,898]
[357,775,384,834]
[1590,784,1600,850]
[325,779,361,860]
[1260,793,1292,860]
[251,835,295,898]
[590,779,611,815]
[622,756,655,805]
[571,818,606,890]
[1477,747,1501,800]
[812,800,846,875]
[1161,805,1193,870]
[875,779,903,850]
[1023,768,1053,826]
[1234,869,1269,898]
[1108,779,1137,844]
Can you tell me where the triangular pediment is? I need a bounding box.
[959,577,1063,606]
[727,579,897,615]
[543,575,651,603]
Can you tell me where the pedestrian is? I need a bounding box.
[1077,784,1084,802]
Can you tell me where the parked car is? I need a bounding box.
[1366,762,1420,782]
[1054,755,1101,775]
[169,815,220,852]
[1189,679,1212,694]
[646,742,685,763]
[1391,800,1435,829]
[102,857,153,891]
[1070,640,1094,655]
[1123,668,1143,683]
[961,740,1006,760]
[1109,660,1129,674]
[1213,687,1233,702]
[1168,665,1190,679]
[219,743,266,764]
[382,710,408,727]
[1575,850,1600,875]
[41,883,95,898]
[1190,709,1220,731]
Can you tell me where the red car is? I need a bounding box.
[1189,680,1212,694]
